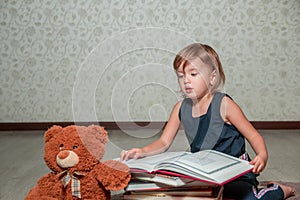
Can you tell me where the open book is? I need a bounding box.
[122,150,253,186]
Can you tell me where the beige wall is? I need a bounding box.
[0,0,299,122]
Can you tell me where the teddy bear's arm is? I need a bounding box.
[25,173,64,200]
[95,160,131,191]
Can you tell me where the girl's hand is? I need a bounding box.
[120,148,147,161]
[249,155,267,174]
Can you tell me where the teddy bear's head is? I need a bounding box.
[44,125,108,173]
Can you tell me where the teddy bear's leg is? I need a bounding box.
[24,186,38,200]
[25,186,59,200]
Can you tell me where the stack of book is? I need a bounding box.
[124,177,223,199]
[121,150,253,200]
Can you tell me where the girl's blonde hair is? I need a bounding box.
[173,43,225,93]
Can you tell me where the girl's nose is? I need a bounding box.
[184,75,190,84]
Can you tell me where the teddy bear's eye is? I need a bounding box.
[59,144,64,150]
[73,145,78,149]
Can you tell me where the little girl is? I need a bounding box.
[120,43,294,199]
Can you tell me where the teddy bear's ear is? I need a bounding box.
[44,125,63,142]
[88,125,108,144]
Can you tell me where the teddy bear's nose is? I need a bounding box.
[58,150,70,159]
[56,150,79,168]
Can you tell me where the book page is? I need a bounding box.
[156,150,253,184]
[177,150,239,174]
[123,151,187,172]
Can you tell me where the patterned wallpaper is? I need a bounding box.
[0,0,299,123]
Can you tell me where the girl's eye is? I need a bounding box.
[73,145,78,149]
[177,74,184,78]
[59,144,64,150]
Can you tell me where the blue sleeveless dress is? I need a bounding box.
[179,92,284,200]
[179,92,245,157]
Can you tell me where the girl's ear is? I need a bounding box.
[210,70,217,86]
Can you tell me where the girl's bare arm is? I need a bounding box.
[221,96,268,174]
[120,101,181,161]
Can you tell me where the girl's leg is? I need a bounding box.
[224,181,286,200]
[224,181,257,200]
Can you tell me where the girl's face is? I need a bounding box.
[176,58,215,100]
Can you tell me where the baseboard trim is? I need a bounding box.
[0,121,300,131]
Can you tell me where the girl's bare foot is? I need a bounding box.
[270,182,295,199]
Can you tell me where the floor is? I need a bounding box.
[0,129,299,200]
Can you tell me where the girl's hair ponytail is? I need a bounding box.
[202,44,225,91]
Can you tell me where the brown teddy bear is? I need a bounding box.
[25,125,131,200]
